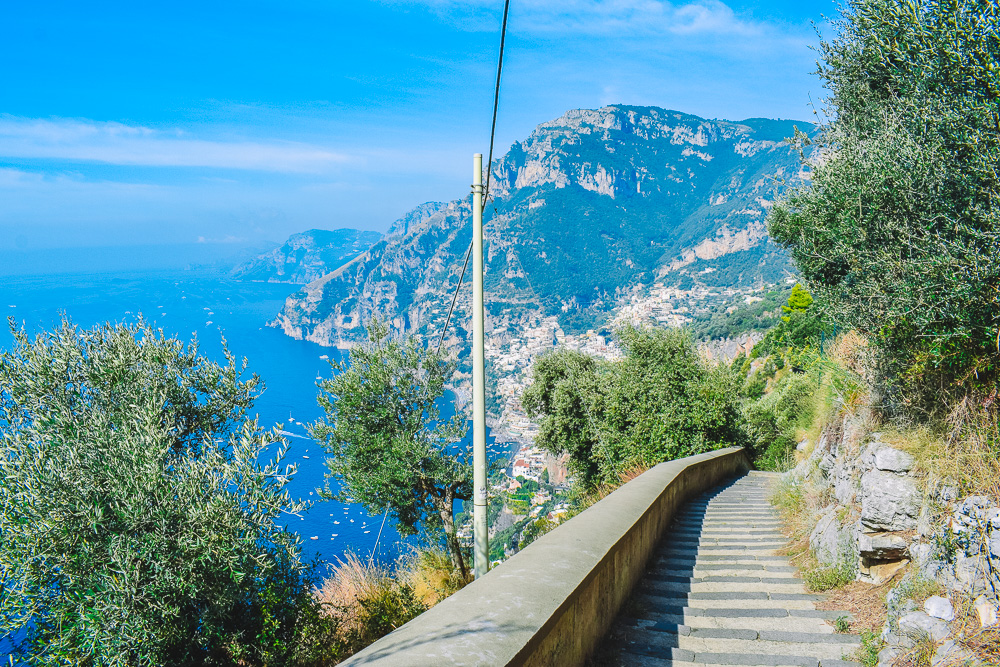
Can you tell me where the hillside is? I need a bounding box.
[273,106,812,349]
[231,228,383,284]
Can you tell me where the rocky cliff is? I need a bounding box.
[273,106,812,349]
[232,228,383,284]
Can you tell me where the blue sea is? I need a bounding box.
[0,263,411,569]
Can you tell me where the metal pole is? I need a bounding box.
[472,153,489,578]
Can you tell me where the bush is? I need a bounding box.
[0,318,321,666]
[744,370,820,470]
[523,327,745,487]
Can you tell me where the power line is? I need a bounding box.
[435,0,511,354]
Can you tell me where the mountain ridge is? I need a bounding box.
[272,104,811,350]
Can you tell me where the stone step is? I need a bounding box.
[603,473,857,667]
[617,646,862,667]
[620,627,859,661]
[660,547,782,556]
[646,581,807,595]
[666,539,788,547]
[635,623,860,646]
[647,574,799,585]
[652,566,798,577]
[681,555,788,562]
[641,589,821,601]
[633,595,825,612]
[673,522,782,529]
[620,612,839,634]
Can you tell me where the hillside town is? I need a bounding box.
[471,278,786,556]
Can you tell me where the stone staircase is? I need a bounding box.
[598,471,863,667]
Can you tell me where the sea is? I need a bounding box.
[0,251,509,572]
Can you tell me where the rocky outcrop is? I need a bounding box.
[787,411,1000,666]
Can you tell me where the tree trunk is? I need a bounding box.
[436,489,468,580]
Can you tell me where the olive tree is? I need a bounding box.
[311,320,472,578]
[769,0,1000,411]
[0,318,323,666]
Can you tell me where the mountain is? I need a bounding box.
[273,106,812,349]
[231,228,383,284]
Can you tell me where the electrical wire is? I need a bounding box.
[435,0,510,354]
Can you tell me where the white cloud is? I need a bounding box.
[0,116,349,173]
[384,0,766,37]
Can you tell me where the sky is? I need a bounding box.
[0,0,836,253]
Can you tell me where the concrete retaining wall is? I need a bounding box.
[339,446,751,666]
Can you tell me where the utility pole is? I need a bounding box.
[472,153,489,578]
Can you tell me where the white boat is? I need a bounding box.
[310,536,318,540]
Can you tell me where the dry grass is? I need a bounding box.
[397,547,471,608]
[768,475,857,592]
[312,548,470,660]
[961,627,1000,665]
[313,553,402,639]
[880,398,1000,500]
[817,578,896,635]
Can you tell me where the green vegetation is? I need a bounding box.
[523,326,744,487]
[802,561,856,592]
[856,630,885,667]
[768,0,1000,413]
[311,319,473,578]
[687,284,792,341]
[0,318,334,666]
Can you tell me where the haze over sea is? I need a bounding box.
[0,244,431,569]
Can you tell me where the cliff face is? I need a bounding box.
[231,228,383,284]
[273,106,812,348]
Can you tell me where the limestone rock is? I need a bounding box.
[861,470,920,531]
[955,552,989,595]
[819,453,836,476]
[873,446,915,473]
[953,496,994,534]
[859,532,909,560]
[923,595,955,621]
[876,645,901,667]
[859,557,909,585]
[897,611,951,642]
[937,483,959,503]
[832,461,859,504]
[975,595,999,628]
[809,509,841,566]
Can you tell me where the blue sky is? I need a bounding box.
[0,0,834,252]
